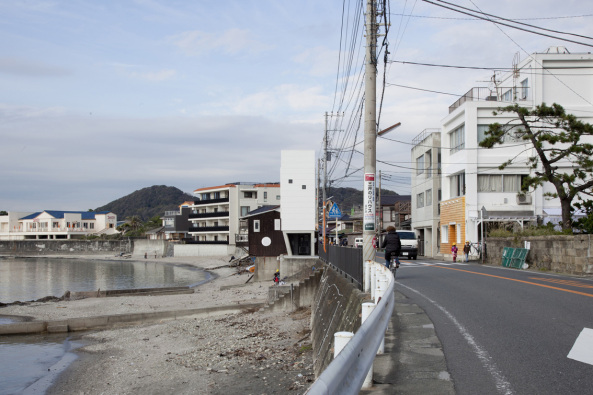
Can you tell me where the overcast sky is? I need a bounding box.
[1,0,592,212]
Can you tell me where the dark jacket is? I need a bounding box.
[381,231,401,257]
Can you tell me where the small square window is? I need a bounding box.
[288,179,293,184]
[302,185,306,189]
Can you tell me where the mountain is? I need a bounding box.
[326,187,399,213]
[95,185,195,221]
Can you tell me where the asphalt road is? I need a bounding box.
[386,256,593,395]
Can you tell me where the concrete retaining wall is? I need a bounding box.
[310,266,369,377]
[132,239,168,258]
[173,244,240,257]
[486,235,593,274]
[0,240,133,256]
[266,269,323,312]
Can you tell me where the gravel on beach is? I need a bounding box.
[0,255,315,395]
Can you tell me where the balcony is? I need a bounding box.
[449,86,530,114]
[189,211,230,219]
[449,87,496,113]
[188,226,230,233]
[193,198,229,206]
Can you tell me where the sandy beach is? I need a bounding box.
[0,255,314,394]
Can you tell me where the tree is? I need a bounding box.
[0,211,7,215]
[480,103,593,232]
[126,215,143,232]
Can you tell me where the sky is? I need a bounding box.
[1,0,592,212]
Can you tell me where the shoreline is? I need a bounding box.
[1,255,314,394]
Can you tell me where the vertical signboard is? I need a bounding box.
[363,173,375,231]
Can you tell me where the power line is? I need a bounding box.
[389,12,593,21]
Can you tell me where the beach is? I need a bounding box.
[0,255,314,394]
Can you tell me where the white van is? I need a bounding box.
[396,230,418,260]
[354,237,363,248]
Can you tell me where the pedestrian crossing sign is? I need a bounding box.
[328,203,342,218]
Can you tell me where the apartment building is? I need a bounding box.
[187,183,280,247]
[411,129,441,257]
[435,46,593,258]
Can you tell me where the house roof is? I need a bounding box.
[145,226,166,234]
[380,195,411,205]
[19,211,112,220]
[241,205,280,218]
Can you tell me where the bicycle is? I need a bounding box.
[389,251,400,277]
[470,242,482,261]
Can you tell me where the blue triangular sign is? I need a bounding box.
[328,203,342,218]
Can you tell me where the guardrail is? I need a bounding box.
[318,245,364,290]
[306,261,394,394]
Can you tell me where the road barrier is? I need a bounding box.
[306,261,394,394]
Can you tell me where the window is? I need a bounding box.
[276,195,280,200]
[426,189,432,206]
[274,219,281,230]
[450,124,465,154]
[416,154,424,175]
[241,206,250,216]
[478,124,521,144]
[213,192,220,199]
[244,192,253,198]
[53,222,59,228]
[302,185,306,189]
[426,151,432,177]
[502,89,512,102]
[417,192,424,208]
[478,174,526,192]
[254,220,260,232]
[201,193,211,200]
[441,225,448,243]
[520,78,528,100]
[288,179,293,184]
[450,172,465,197]
[456,225,461,244]
[264,192,268,201]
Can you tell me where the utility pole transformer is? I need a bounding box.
[363,0,378,263]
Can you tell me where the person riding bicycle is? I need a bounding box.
[381,226,401,269]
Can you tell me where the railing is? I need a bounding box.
[189,211,230,219]
[182,239,229,245]
[235,234,248,243]
[188,226,229,233]
[412,128,440,145]
[318,245,363,290]
[192,198,229,206]
[306,261,394,394]
[164,211,180,216]
[449,87,496,113]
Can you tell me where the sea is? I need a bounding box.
[0,257,209,394]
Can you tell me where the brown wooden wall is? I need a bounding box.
[248,211,287,257]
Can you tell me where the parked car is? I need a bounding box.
[354,237,363,248]
[396,230,418,259]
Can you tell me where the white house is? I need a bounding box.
[0,210,118,240]
[280,150,316,256]
[436,46,593,258]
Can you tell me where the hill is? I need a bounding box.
[96,185,194,221]
[326,186,399,213]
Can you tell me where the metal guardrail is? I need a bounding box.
[306,262,395,395]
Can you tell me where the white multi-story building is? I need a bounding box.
[434,46,593,258]
[411,129,441,257]
[0,210,118,240]
[280,150,316,256]
[188,183,280,248]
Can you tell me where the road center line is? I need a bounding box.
[396,281,514,395]
[430,266,593,298]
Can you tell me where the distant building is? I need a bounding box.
[186,183,280,253]
[0,210,118,240]
[242,205,286,257]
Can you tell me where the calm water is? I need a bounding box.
[0,257,208,303]
[0,257,209,394]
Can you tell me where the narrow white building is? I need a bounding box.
[280,150,316,256]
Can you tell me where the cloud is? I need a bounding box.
[293,46,340,77]
[232,84,329,117]
[128,69,177,81]
[169,28,271,56]
[0,57,71,77]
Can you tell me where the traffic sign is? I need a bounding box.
[328,203,342,218]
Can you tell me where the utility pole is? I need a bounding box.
[378,169,382,241]
[323,112,328,249]
[363,0,378,263]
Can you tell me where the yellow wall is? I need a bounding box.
[439,196,466,256]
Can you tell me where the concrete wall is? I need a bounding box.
[310,266,369,377]
[173,244,239,257]
[486,235,593,275]
[132,239,168,258]
[0,239,133,255]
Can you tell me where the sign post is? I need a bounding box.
[328,203,342,245]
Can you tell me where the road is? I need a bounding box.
[385,256,593,395]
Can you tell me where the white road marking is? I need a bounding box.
[568,328,593,365]
[396,281,514,395]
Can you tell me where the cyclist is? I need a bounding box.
[381,226,402,269]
